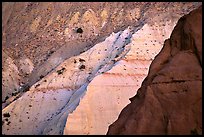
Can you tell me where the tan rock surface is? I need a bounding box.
[2,2,200,108]
[2,50,20,106]
[107,5,202,135]
[63,3,202,135]
[2,27,133,135]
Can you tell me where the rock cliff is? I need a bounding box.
[2,2,202,135]
[107,5,202,135]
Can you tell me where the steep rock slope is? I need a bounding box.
[2,51,21,107]
[63,3,202,135]
[63,19,180,135]
[2,27,133,135]
[2,3,201,106]
[107,5,202,135]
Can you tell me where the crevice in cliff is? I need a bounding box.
[192,38,202,68]
[152,79,202,85]
[150,87,169,134]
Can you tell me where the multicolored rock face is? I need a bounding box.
[63,17,182,135]
[2,2,202,135]
[107,5,202,135]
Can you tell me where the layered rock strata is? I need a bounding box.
[63,3,202,135]
[2,2,202,135]
[2,27,133,135]
[2,3,201,106]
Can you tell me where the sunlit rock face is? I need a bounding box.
[107,5,202,135]
[2,2,202,135]
[63,3,201,135]
[2,26,133,135]
[2,51,21,107]
[63,23,176,135]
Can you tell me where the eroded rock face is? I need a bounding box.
[2,51,21,106]
[2,2,200,107]
[2,27,133,135]
[63,3,202,135]
[2,2,202,135]
[63,18,181,135]
[107,5,202,135]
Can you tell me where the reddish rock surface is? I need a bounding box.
[107,5,202,135]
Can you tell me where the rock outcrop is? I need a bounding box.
[2,27,133,135]
[63,15,182,134]
[63,3,202,135]
[107,5,202,135]
[2,2,202,135]
[2,50,21,107]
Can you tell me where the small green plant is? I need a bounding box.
[35,83,40,88]
[40,75,44,79]
[3,113,10,118]
[79,65,85,70]
[79,58,85,62]
[56,67,66,75]
[12,92,19,96]
[115,54,119,58]
[76,28,83,33]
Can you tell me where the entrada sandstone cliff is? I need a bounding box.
[107,5,202,135]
